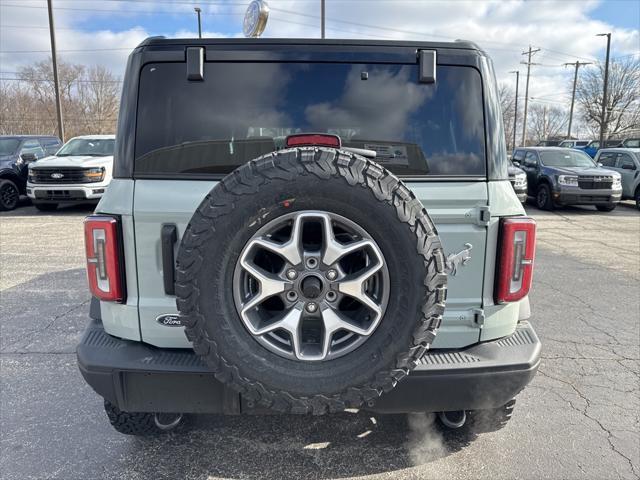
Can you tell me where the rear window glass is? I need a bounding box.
[135,62,486,177]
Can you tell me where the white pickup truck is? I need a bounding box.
[27,135,115,211]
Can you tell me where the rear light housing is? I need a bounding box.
[285,133,341,148]
[84,215,125,302]
[495,217,536,304]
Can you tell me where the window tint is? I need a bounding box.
[619,154,636,170]
[524,151,537,165]
[598,152,617,167]
[20,140,45,159]
[539,150,595,167]
[513,150,525,162]
[135,62,486,177]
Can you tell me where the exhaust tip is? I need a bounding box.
[437,410,467,429]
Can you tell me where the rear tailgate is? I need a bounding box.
[133,179,488,349]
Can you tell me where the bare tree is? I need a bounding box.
[499,83,517,150]
[527,104,567,143]
[575,57,640,139]
[0,58,120,138]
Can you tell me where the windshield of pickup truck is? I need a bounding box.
[57,138,115,157]
[540,150,596,168]
[0,138,20,156]
[135,62,486,177]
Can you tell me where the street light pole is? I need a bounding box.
[194,7,202,38]
[597,33,611,146]
[320,0,325,39]
[46,0,64,142]
[564,61,592,139]
[509,70,519,149]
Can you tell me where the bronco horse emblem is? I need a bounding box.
[445,243,473,276]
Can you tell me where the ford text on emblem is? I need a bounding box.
[51,173,64,179]
[156,314,183,327]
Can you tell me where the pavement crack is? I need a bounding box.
[538,368,640,478]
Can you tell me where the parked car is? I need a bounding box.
[595,148,640,209]
[0,135,62,211]
[558,140,589,148]
[575,139,623,158]
[513,146,622,211]
[508,160,528,203]
[77,37,541,437]
[26,135,114,211]
[622,138,639,148]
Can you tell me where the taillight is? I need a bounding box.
[495,217,536,304]
[84,215,125,302]
[285,133,341,148]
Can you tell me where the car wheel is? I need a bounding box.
[175,147,447,414]
[596,204,616,212]
[536,184,554,211]
[0,179,20,211]
[34,202,58,212]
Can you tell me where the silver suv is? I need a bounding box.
[76,38,541,436]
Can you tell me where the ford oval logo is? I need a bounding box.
[156,314,183,327]
[50,172,64,179]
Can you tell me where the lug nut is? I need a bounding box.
[286,268,298,280]
[305,302,318,313]
[326,269,337,281]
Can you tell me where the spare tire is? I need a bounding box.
[175,147,447,414]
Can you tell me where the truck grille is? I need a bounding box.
[30,167,97,184]
[578,175,613,189]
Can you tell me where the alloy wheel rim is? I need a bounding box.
[233,210,390,362]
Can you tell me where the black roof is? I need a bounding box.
[136,36,485,54]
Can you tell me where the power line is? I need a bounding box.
[520,46,541,145]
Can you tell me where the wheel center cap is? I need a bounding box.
[301,275,323,299]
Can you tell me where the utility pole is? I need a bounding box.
[47,0,64,142]
[509,70,520,149]
[564,61,592,139]
[520,46,540,146]
[320,0,325,39]
[194,7,202,38]
[597,33,611,145]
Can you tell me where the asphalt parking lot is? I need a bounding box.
[1,201,639,480]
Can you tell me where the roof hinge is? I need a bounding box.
[473,308,485,328]
[477,205,490,226]
[186,47,204,81]
[418,50,437,83]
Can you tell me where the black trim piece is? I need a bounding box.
[419,50,437,83]
[161,224,178,295]
[89,297,101,321]
[186,47,204,81]
[77,319,540,414]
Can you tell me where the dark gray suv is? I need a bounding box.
[0,135,62,210]
[512,147,622,211]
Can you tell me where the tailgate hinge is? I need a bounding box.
[477,205,490,226]
[473,308,485,328]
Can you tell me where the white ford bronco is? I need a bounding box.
[77,38,540,435]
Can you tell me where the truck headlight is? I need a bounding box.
[84,167,105,183]
[612,176,622,188]
[514,173,527,187]
[558,175,578,186]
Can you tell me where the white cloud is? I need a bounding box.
[1,0,638,136]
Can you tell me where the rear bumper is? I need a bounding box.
[77,319,541,414]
